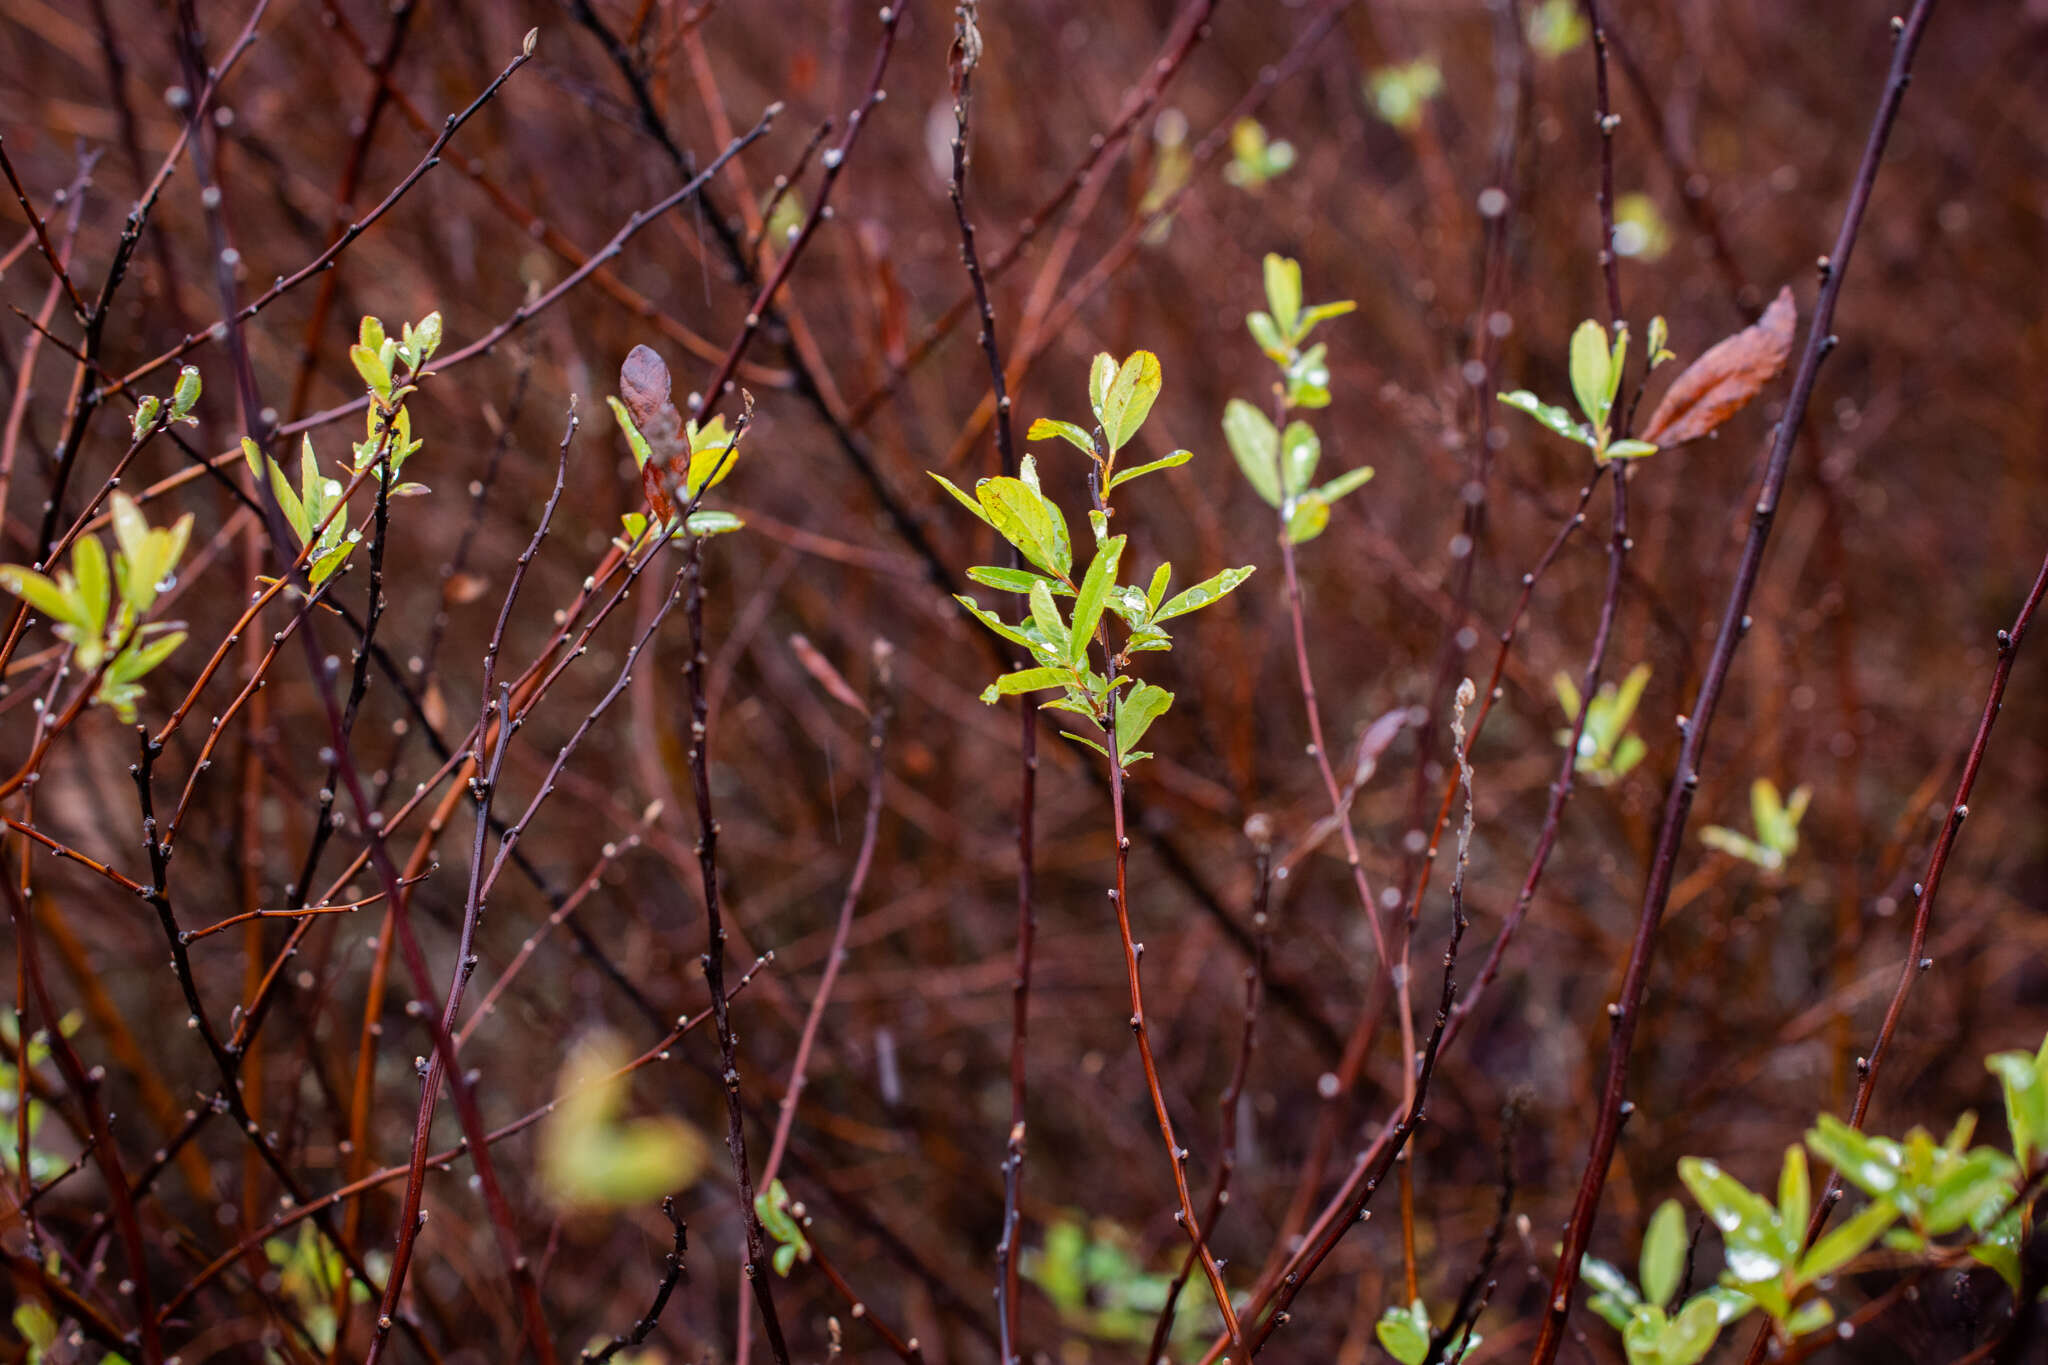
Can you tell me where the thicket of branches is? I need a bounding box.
[1,1,2045,1362]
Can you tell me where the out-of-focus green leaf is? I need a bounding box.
[1641,1199,1687,1309]
[1223,398,1281,506]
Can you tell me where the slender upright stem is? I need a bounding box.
[947,12,1040,1357]
[1105,734,1245,1358]
[682,523,793,1365]
[1531,7,1941,1357]
[1278,507,1416,1121]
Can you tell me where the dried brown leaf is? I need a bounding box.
[1640,285,1797,447]
[444,571,489,606]
[619,343,684,460]
[790,633,868,715]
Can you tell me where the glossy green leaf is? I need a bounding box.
[1280,421,1320,496]
[1100,351,1163,454]
[1969,1207,2024,1294]
[1027,417,1097,456]
[1154,565,1254,623]
[978,475,1071,577]
[1018,456,1072,573]
[1318,465,1375,503]
[1785,1298,1833,1337]
[1145,562,1171,612]
[967,565,1068,596]
[1578,1253,1641,1309]
[685,510,745,537]
[110,490,149,569]
[1223,398,1281,506]
[1116,682,1172,761]
[607,396,655,468]
[1027,579,1071,661]
[1987,1043,2048,1169]
[1088,353,1118,426]
[929,471,994,527]
[1062,730,1112,760]
[1374,1308,1428,1365]
[1751,779,1786,851]
[170,363,202,418]
[980,667,1073,703]
[0,567,80,630]
[70,534,110,640]
[1606,439,1660,459]
[1778,1145,1811,1240]
[1286,492,1330,544]
[1806,1115,1901,1199]
[1606,325,1631,409]
[1263,254,1303,336]
[1702,1286,1758,1327]
[1700,825,1781,872]
[1069,536,1125,662]
[109,630,186,686]
[1677,1157,1790,1284]
[1797,1197,1896,1284]
[350,343,393,399]
[1641,1199,1687,1309]
[1107,449,1192,490]
[1499,389,1590,446]
[1570,319,1612,430]
[1922,1147,2019,1234]
[1301,300,1357,332]
[1284,341,1332,410]
[954,595,1044,654]
[1247,310,1286,360]
[267,452,310,548]
[1663,1295,1726,1365]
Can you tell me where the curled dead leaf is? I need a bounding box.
[790,633,867,715]
[1640,285,1797,447]
[618,343,684,461]
[422,678,447,734]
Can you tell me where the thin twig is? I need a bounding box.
[1532,7,1943,1356]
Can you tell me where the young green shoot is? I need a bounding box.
[1699,778,1811,871]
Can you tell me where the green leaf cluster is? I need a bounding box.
[1244,254,1355,411]
[1555,662,1650,784]
[939,355,1252,766]
[0,493,193,722]
[1812,1110,2025,1290]
[1366,57,1443,131]
[609,397,749,545]
[241,436,361,586]
[755,1178,815,1277]
[1499,317,1662,461]
[1527,0,1590,58]
[0,1010,81,1184]
[1584,1033,2048,1364]
[348,313,438,481]
[1700,778,1810,872]
[1581,1237,1748,1365]
[1226,255,1372,543]
[1224,117,1295,191]
[1375,1297,1482,1365]
[130,363,205,441]
[539,1031,709,1210]
[1021,1215,1221,1347]
[264,1222,375,1351]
